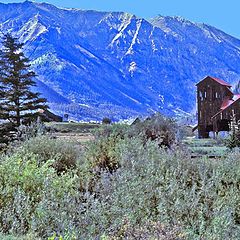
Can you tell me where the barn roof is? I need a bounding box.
[196,76,232,87]
[220,95,240,110]
[212,94,240,119]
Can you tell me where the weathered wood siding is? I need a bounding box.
[197,76,233,137]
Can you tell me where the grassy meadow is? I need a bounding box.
[0,117,240,239]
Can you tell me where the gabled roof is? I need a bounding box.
[196,76,232,87]
[212,94,240,119]
[220,95,240,110]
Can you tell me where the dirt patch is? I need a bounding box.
[53,132,94,143]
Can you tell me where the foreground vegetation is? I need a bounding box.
[0,116,240,239]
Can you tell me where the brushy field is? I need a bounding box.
[183,138,228,157]
[46,122,100,134]
[46,122,99,144]
[0,118,240,239]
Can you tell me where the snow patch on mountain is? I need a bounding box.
[126,19,142,55]
[149,28,158,52]
[151,16,177,37]
[18,14,48,42]
[110,13,133,46]
[120,92,141,104]
[75,45,99,60]
[129,61,137,76]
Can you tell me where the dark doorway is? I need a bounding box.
[217,119,230,132]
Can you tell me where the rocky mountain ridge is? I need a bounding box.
[1,1,240,120]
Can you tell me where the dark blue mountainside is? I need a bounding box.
[1,1,240,120]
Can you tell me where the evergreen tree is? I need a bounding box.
[0,33,48,127]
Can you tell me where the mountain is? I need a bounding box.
[1,1,240,121]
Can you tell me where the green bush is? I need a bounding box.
[129,113,177,147]
[0,233,40,240]
[225,131,240,149]
[0,123,17,152]
[225,113,240,149]
[102,117,111,125]
[93,124,129,140]
[0,152,78,236]
[14,136,80,173]
[85,124,129,173]
[0,122,50,153]
[102,221,182,239]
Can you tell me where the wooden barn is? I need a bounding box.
[196,76,240,138]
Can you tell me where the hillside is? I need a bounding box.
[1,1,240,120]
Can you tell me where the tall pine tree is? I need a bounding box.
[0,33,48,127]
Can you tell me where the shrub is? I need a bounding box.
[0,123,17,151]
[225,113,240,149]
[102,117,111,125]
[16,122,50,142]
[13,136,80,173]
[0,233,40,240]
[104,221,182,239]
[129,113,177,147]
[0,152,66,235]
[0,122,50,153]
[176,124,195,140]
[85,125,129,173]
[93,124,129,140]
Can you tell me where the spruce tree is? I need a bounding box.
[0,33,48,128]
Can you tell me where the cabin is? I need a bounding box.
[38,109,63,122]
[196,76,240,138]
